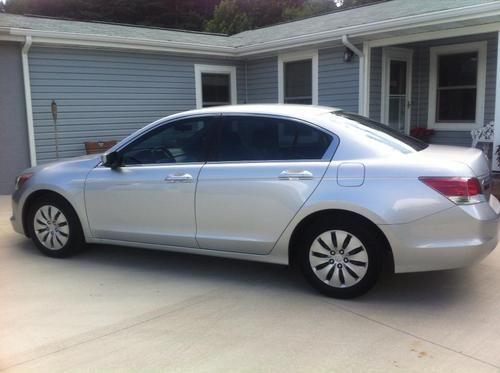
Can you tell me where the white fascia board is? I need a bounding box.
[0,35,24,42]
[368,22,500,48]
[9,28,236,57]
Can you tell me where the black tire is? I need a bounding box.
[299,217,383,299]
[27,195,85,258]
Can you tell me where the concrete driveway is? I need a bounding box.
[1,195,500,372]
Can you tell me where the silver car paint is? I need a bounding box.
[11,155,101,239]
[11,105,499,273]
[85,163,204,247]
[195,161,329,254]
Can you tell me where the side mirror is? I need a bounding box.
[101,151,123,169]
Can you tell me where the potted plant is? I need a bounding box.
[410,127,435,143]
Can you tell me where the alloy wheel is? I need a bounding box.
[309,230,369,288]
[33,205,70,251]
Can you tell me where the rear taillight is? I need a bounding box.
[419,177,485,205]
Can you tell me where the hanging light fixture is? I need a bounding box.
[344,47,354,63]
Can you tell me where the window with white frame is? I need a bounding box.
[278,51,318,105]
[428,42,487,130]
[194,64,237,109]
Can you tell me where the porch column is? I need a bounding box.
[494,30,500,172]
[362,42,371,117]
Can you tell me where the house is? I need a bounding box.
[0,0,499,193]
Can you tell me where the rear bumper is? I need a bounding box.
[381,195,500,273]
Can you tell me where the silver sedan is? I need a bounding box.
[11,105,500,298]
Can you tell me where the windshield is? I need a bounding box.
[331,112,428,153]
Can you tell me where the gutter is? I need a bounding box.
[341,35,363,58]
[9,28,236,58]
[342,35,365,116]
[21,35,36,167]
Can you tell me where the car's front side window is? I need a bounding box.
[121,117,214,165]
[215,116,333,162]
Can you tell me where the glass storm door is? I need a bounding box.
[382,48,413,134]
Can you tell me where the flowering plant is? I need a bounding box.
[410,127,435,142]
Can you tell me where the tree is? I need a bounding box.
[204,0,251,35]
[205,0,386,34]
[5,0,386,33]
[205,0,307,35]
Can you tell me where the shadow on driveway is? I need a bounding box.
[16,238,474,308]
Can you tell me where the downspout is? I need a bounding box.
[342,35,366,116]
[21,35,36,167]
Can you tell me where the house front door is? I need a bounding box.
[381,48,413,134]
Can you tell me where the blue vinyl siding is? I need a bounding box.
[430,131,472,147]
[319,47,359,112]
[369,47,382,121]
[0,42,30,194]
[29,46,242,162]
[244,57,278,103]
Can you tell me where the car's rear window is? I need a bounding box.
[331,112,428,153]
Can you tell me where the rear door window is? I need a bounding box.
[213,116,333,162]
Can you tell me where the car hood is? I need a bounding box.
[24,154,102,174]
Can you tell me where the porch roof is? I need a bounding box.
[233,0,499,47]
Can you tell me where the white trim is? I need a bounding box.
[493,31,500,172]
[21,35,36,167]
[369,22,500,48]
[9,28,236,57]
[0,33,24,42]
[427,41,487,131]
[194,64,237,109]
[381,48,413,135]
[362,42,371,116]
[278,50,318,105]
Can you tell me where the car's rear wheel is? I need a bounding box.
[299,218,382,298]
[27,195,85,258]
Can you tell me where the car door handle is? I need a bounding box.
[278,170,314,180]
[165,173,193,183]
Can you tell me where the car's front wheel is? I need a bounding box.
[299,218,382,298]
[27,195,85,258]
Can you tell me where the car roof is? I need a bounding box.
[168,104,341,121]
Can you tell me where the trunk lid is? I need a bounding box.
[417,144,492,197]
[418,145,490,177]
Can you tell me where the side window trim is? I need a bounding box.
[209,114,339,164]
